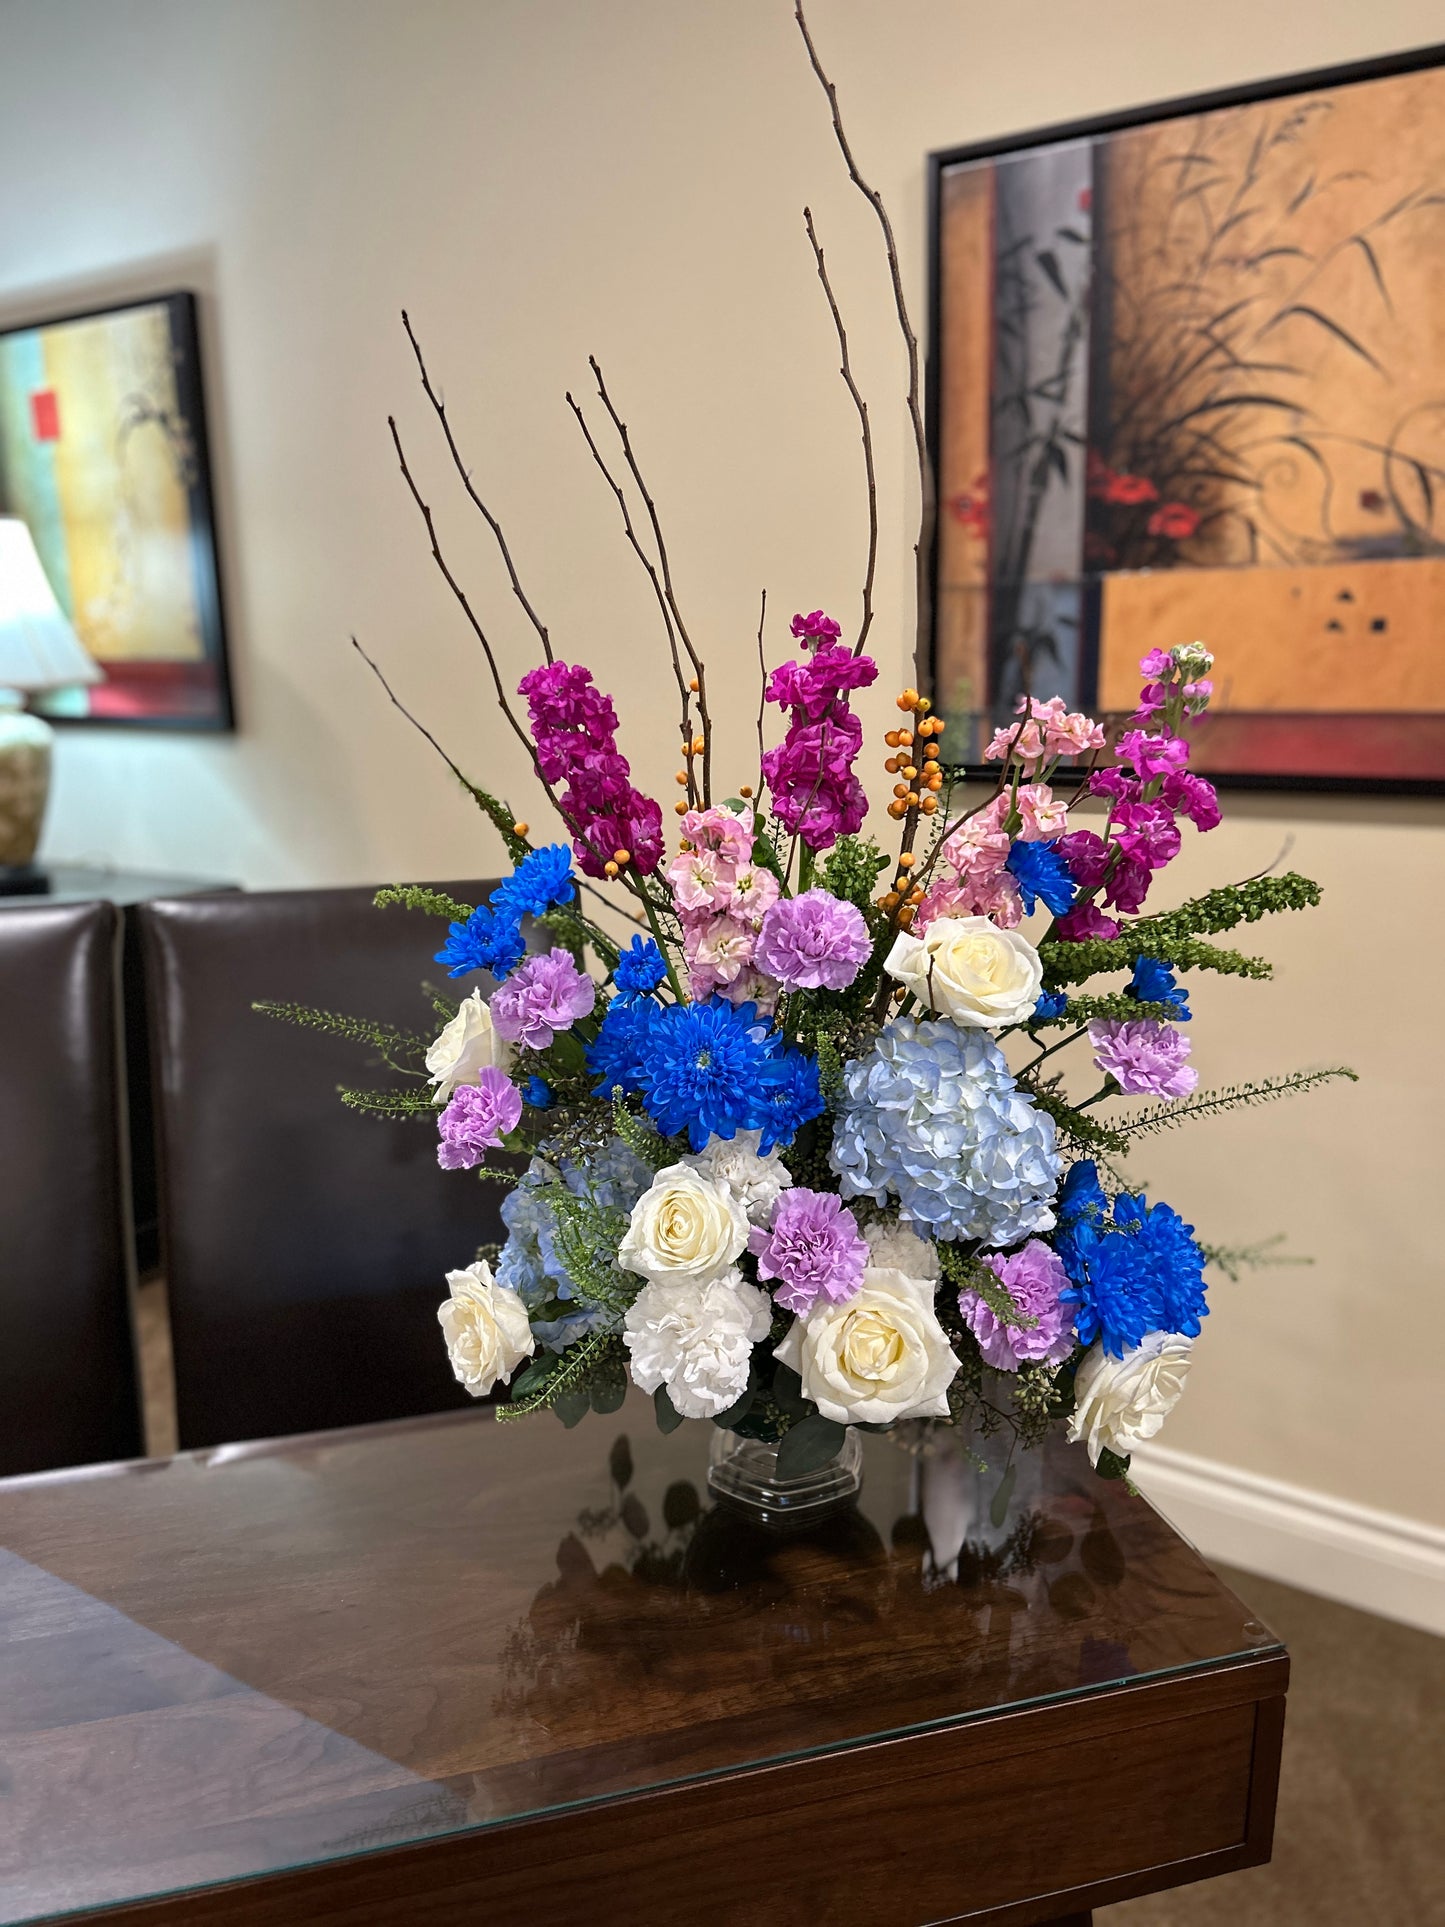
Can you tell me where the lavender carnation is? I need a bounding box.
[491,948,596,1051]
[748,1187,868,1314]
[960,1240,1075,1370]
[437,1067,522,1170]
[1089,1018,1197,1098]
[754,889,872,992]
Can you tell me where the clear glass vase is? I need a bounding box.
[706,1426,863,1525]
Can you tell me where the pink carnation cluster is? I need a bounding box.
[983,694,1106,771]
[518,662,664,881]
[917,777,1072,932]
[1054,646,1221,942]
[761,624,878,852]
[666,803,781,1007]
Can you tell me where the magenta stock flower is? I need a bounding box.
[490,948,596,1050]
[762,637,877,852]
[1089,1018,1197,1098]
[960,1239,1076,1370]
[1116,728,1191,782]
[437,1067,522,1171]
[1163,769,1221,830]
[755,889,871,991]
[1112,800,1181,872]
[518,662,663,879]
[790,609,843,648]
[1055,902,1120,942]
[748,1187,868,1315]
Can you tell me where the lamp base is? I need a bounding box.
[0,862,50,896]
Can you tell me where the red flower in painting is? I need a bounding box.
[1086,452,1158,506]
[1083,531,1116,567]
[1078,186,1092,214]
[1359,488,1386,513]
[1147,502,1201,541]
[949,470,990,537]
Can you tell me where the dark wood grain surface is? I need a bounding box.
[0,1400,1287,1924]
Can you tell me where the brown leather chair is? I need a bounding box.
[0,900,144,1474]
[138,883,514,1449]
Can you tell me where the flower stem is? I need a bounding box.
[632,879,684,1002]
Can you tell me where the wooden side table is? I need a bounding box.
[0,1400,1287,1925]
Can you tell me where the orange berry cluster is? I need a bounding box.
[672,732,709,814]
[878,690,946,928]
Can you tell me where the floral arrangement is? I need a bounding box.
[263,5,1352,1487]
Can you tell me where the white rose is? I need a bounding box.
[681,1129,793,1226]
[884,915,1042,1029]
[1067,1330,1194,1466]
[774,1265,960,1425]
[426,990,510,1102]
[437,1259,535,1397]
[623,1270,773,1419]
[862,1219,940,1281]
[618,1162,750,1285]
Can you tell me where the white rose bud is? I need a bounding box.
[437,1259,535,1397]
[1067,1330,1194,1466]
[618,1163,750,1286]
[425,989,510,1103]
[885,916,1042,1030]
[774,1265,960,1425]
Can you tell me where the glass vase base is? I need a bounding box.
[706,1428,863,1526]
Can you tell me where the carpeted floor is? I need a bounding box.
[133,1282,1442,1923]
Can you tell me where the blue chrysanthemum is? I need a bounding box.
[1128,955,1191,1020]
[521,1075,553,1109]
[752,1046,826,1155]
[1057,1221,1160,1357]
[829,1017,1060,1245]
[434,904,527,981]
[1058,1158,1108,1226]
[613,934,668,1000]
[1004,838,1078,917]
[490,843,575,920]
[1056,1166,1209,1354]
[585,997,657,1098]
[496,1137,652,1350]
[1033,988,1069,1022]
[635,997,785,1152]
[1115,1192,1209,1337]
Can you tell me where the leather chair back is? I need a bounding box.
[138,884,511,1448]
[0,900,144,1474]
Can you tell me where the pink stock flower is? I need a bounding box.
[984,695,1104,770]
[1015,782,1070,841]
[916,870,1024,931]
[667,847,738,915]
[1117,729,1191,781]
[680,803,754,864]
[1138,648,1173,679]
[683,916,756,996]
[728,864,782,930]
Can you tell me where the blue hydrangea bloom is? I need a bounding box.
[1056,1168,1209,1354]
[495,1137,652,1351]
[521,1075,553,1109]
[829,1017,1061,1245]
[1033,988,1069,1022]
[434,904,526,981]
[490,843,575,919]
[585,997,657,1099]
[613,935,668,1000]
[1004,838,1078,917]
[1128,955,1191,1020]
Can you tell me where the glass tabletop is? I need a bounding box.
[0,1399,1280,1922]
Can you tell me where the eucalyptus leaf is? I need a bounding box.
[620,1492,650,1540]
[776,1414,846,1479]
[553,1388,590,1428]
[713,1384,757,1428]
[590,1376,627,1415]
[653,1385,686,1435]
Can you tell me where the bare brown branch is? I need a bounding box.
[565,390,698,807]
[400,311,554,664]
[755,588,769,798]
[803,205,877,656]
[587,356,714,805]
[794,0,936,678]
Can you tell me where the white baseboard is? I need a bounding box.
[1128,1442,1445,1638]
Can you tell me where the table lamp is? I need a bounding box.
[0,516,102,895]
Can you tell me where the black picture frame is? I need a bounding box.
[926,40,1445,795]
[0,289,234,732]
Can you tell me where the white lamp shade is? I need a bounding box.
[0,517,102,693]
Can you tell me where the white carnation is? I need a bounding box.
[437,1260,534,1397]
[884,915,1041,1029]
[1067,1330,1194,1466]
[623,1270,772,1419]
[862,1219,940,1281]
[774,1265,959,1425]
[425,989,510,1102]
[682,1129,794,1226]
[618,1162,750,1284]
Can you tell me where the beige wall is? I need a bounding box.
[2,0,1442,1523]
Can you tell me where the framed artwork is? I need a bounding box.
[0,291,233,729]
[928,43,1445,790]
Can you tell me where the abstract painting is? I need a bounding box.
[0,292,231,728]
[929,45,1445,788]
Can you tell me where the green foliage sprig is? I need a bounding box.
[253,999,430,1070]
[1021,1082,1130,1155]
[1203,1233,1314,1281]
[1138,872,1323,942]
[337,1085,437,1120]
[1038,993,1180,1026]
[373,884,475,923]
[1040,875,1322,988]
[1117,1066,1358,1140]
[497,1328,624,1423]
